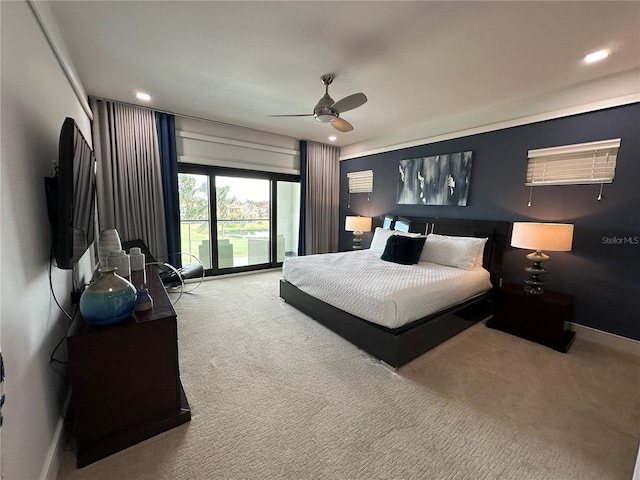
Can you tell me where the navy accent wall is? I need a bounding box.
[340,103,640,340]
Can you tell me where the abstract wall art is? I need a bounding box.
[397,151,473,206]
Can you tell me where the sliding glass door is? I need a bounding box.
[215,176,270,268]
[178,166,299,275]
[276,180,300,262]
[178,173,212,269]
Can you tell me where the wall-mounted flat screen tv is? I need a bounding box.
[45,117,96,269]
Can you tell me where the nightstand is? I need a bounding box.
[486,283,576,352]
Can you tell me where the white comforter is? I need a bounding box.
[282,249,492,329]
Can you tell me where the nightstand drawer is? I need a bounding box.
[498,291,572,321]
[494,301,566,342]
[487,283,575,352]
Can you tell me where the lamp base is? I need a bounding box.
[522,251,549,295]
[352,230,363,250]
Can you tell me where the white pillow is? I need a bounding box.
[393,230,424,238]
[369,227,395,253]
[473,237,489,267]
[419,234,488,270]
[370,227,427,252]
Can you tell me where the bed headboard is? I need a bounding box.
[386,216,511,287]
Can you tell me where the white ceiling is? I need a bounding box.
[47,1,640,150]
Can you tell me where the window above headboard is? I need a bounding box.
[526,138,620,187]
[347,170,373,193]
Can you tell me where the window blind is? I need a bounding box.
[347,170,373,193]
[526,139,620,186]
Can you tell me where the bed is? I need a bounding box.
[279,217,510,368]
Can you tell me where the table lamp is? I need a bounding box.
[511,222,574,294]
[345,216,372,250]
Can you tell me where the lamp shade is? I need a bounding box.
[511,222,574,252]
[345,216,372,232]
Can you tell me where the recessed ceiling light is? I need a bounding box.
[328,135,337,142]
[136,92,151,101]
[584,49,611,64]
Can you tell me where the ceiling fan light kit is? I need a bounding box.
[314,109,337,123]
[270,74,367,133]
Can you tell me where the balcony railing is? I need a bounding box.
[180,218,271,268]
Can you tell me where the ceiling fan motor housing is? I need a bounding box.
[314,91,337,122]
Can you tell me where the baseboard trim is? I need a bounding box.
[40,391,71,480]
[569,322,640,357]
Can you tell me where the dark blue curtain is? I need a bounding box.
[298,140,307,256]
[155,113,181,266]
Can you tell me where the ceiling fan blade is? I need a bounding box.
[331,93,367,114]
[268,114,314,117]
[331,117,354,132]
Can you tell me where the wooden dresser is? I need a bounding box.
[67,265,191,467]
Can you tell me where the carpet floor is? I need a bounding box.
[57,270,640,480]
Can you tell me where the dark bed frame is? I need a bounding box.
[279,217,511,368]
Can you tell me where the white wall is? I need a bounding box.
[0,2,92,479]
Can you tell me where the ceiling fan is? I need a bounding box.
[270,74,367,132]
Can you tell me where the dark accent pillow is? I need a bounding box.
[381,235,426,265]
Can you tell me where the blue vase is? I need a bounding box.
[80,267,137,325]
[135,288,153,312]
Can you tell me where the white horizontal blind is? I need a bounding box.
[347,170,373,193]
[526,138,621,186]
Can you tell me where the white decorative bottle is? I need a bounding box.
[128,247,146,289]
[106,250,131,278]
